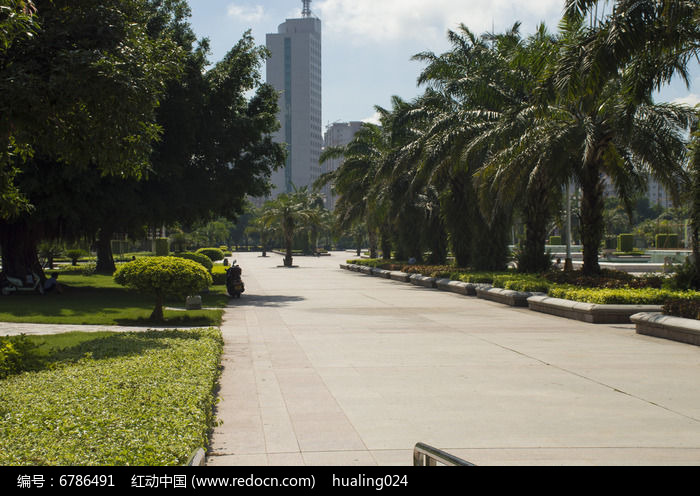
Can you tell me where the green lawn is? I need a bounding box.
[0,328,223,465]
[0,273,229,326]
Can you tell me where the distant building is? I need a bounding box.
[602,174,673,209]
[321,121,364,210]
[264,1,322,197]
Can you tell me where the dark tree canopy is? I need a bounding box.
[0,0,284,278]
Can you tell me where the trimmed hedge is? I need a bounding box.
[196,247,225,262]
[617,234,634,252]
[655,233,679,249]
[114,257,212,320]
[176,252,213,272]
[547,286,698,305]
[492,274,550,293]
[663,297,700,320]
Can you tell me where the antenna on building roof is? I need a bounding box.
[302,0,312,17]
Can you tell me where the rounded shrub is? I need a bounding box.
[175,252,213,272]
[114,257,213,321]
[196,247,225,262]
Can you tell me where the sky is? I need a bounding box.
[186,0,700,129]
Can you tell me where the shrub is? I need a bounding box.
[655,233,679,249]
[457,272,510,284]
[346,258,393,268]
[401,265,454,277]
[210,265,228,285]
[547,286,696,305]
[0,335,40,379]
[155,238,170,256]
[65,249,87,266]
[58,263,96,275]
[541,269,663,289]
[196,248,225,262]
[669,260,700,290]
[617,234,634,252]
[114,257,212,321]
[492,274,550,293]
[663,297,700,320]
[176,252,213,272]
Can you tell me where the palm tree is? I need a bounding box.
[260,187,319,267]
[540,13,697,274]
[687,124,700,285]
[405,25,522,270]
[316,123,389,259]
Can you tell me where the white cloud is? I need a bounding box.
[672,93,700,108]
[315,0,563,45]
[362,111,381,125]
[227,3,265,23]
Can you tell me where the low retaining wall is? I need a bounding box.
[410,274,437,288]
[436,279,471,296]
[340,264,674,329]
[477,287,545,307]
[389,271,411,282]
[631,312,700,346]
[527,295,662,324]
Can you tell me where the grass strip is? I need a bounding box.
[0,274,227,326]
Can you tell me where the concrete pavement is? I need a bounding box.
[205,252,700,466]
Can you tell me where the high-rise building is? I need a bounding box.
[265,1,322,197]
[321,121,364,210]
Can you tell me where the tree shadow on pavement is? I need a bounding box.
[229,294,304,307]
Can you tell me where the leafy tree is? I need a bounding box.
[114,256,212,322]
[0,0,181,278]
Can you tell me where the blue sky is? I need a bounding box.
[186,0,699,128]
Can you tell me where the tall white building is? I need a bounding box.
[265,1,322,197]
[321,121,364,210]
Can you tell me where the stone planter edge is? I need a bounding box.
[527,295,663,324]
[630,312,700,346]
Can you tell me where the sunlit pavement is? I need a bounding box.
[205,251,700,466]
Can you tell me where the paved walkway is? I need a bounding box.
[3,252,699,466]
[205,252,700,466]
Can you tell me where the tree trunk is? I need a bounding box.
[367,225,378,259]
[284,233,293,267]
[0,218,44,281]
[579,164,604,275]
[443,174,472,268]
[470,206,510,272]
[380,232,392,260]
[150,292,164,322]
[95,227,116,274]
[519,183,552,273]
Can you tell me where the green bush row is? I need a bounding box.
[547,286,699,305]
[0,328,223,465]
[663,298,700,320]
[176,252,214,272]
[492,274,550,293]
[196,247,225,262]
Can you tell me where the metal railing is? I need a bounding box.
[413,442,475,466]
